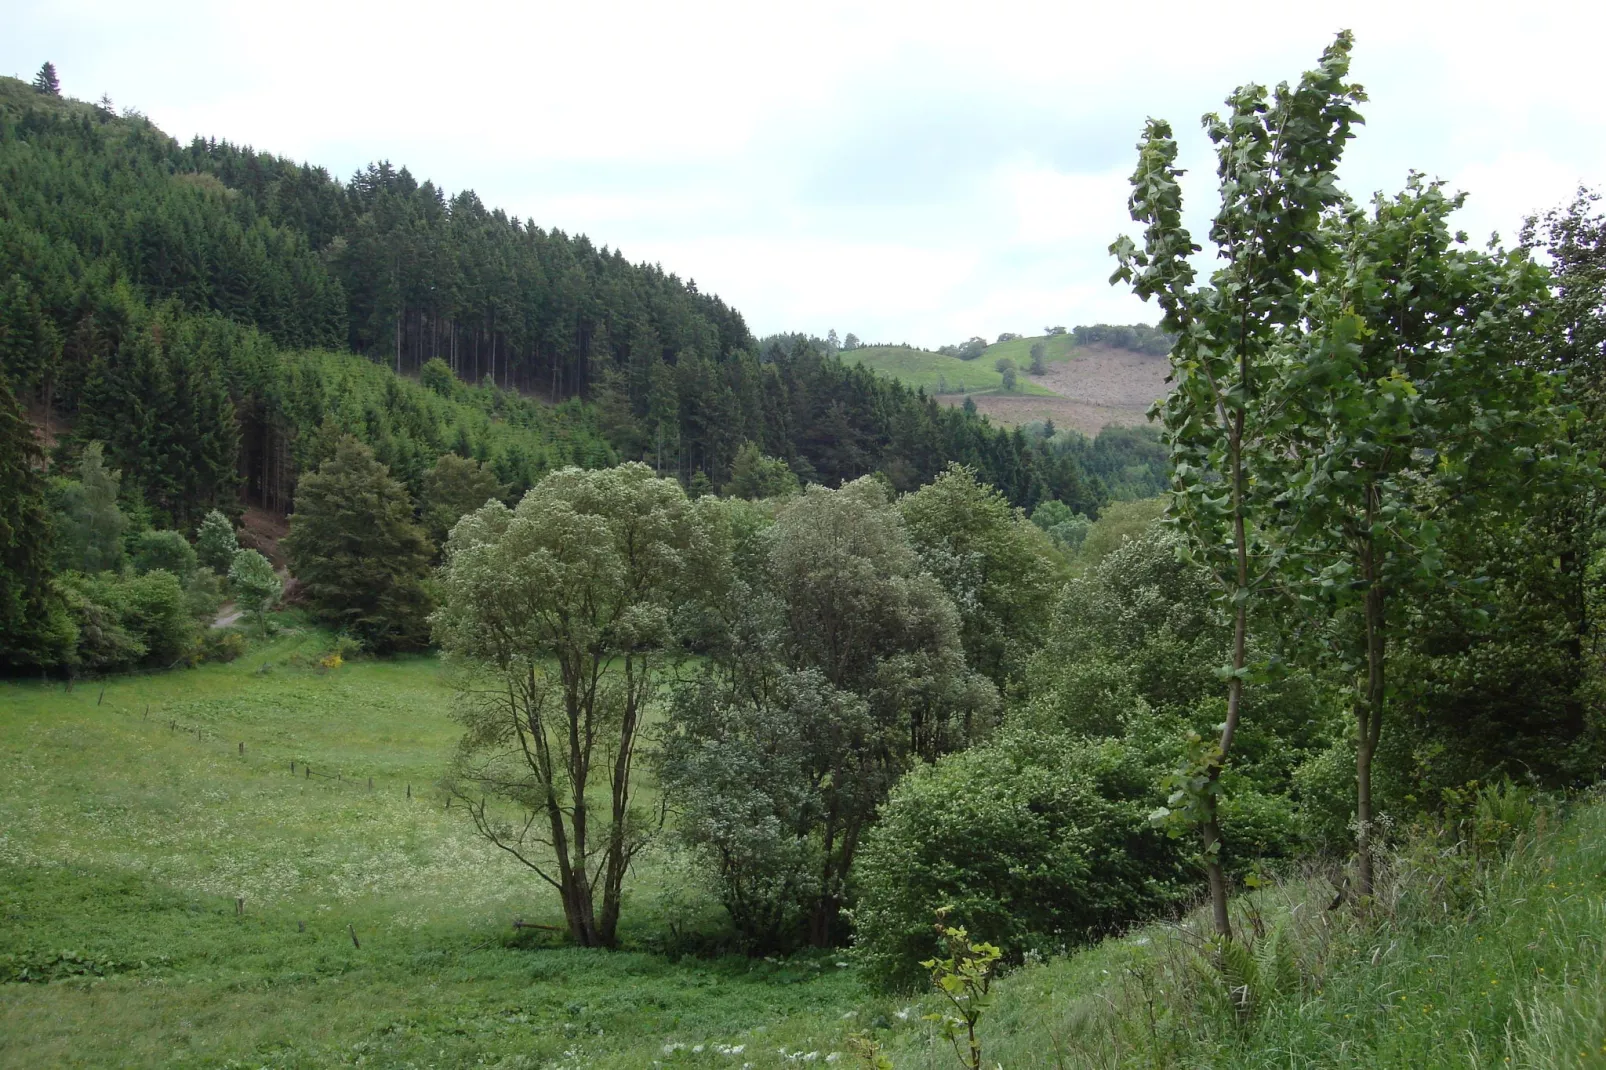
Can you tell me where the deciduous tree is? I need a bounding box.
[1111,32,1363,937]
[227,549,281,637]
[1270,179,1564,894]
[433,463,716,948]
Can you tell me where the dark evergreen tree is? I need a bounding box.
[282,437,434,651]
[0,372,71,667]
[32,63,60,96]
[419,452,507,546]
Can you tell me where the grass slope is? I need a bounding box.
[841,346,1058,397]
[3,636,1604,1068]
[982,333,1080,370]
[884,793,1606,1069]
[0,633,867,1068]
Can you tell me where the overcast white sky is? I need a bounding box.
[6,1,1604,348]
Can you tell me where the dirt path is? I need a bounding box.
[212,605,244,629]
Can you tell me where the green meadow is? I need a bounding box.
[981,333,1080,369]
[840,346,1060,397]
[0,631,879,1068]
[5,627,1605,1068]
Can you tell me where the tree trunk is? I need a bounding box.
[1356,570,1385,898]
[1200,415,1251,940]
[597,655,645,949]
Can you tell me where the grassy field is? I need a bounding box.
[840,345,1059,397]
[0,630,883,1068]
[4,628,1604,1068]
[981,332,1080,370]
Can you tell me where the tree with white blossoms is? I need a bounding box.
[431,463,719,948]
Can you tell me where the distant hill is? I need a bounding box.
[838,332,1171,435]
[0,77,1105,516]
[839,345,1058,397]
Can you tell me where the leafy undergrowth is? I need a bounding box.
[883,790,1606,1069]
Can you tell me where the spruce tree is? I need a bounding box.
[58,442,127,574]
[32,62,60,96]
[282,437,434,651]
[420,452,507,547]
[0,373,72,667]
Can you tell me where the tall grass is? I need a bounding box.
[882,783,1606,1069]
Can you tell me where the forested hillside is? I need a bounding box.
[0,76,1100,517]
[3,34,1606,1069]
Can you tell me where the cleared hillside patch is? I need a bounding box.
[840,346,1058,397]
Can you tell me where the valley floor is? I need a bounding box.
[2,634,1603,1068]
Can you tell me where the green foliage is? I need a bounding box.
[1028,342,1047,376]
[282,438,434,652]
[1029,499,1091,552]
[992,357,1017,392]
[662,477,997,949]
[921,914,1002,1070]
[1384,500,1603,796]
[76,316,241,530]
[1074,497,1163,567]
[419,356,454,396]
[1111,33,1365,931]
[183,565,223,622]
[0,370,71,668]
[418,451,506,547]
[1029,524,1336,789]
[227,548,281,638]
[197,626,245,663]
[900,463,1061,690]
[1069,323,1174,355]
[193,509,238,573]
[434,462,715,948]
[130,529,196,582]
[1047,422,1171,501]
[659,669,871,954]
[59,568,196,671]
[854,728,1188,990]
[54,442,128,574]
[31,62,59,96]
[725,440,798,500]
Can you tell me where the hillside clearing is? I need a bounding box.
[946,344,1170,433]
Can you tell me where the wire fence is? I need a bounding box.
[75,689,450,809]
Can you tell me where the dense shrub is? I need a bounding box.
[130,529,197,582]
[853,729,1190,990]
[58,569,196,672]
